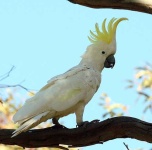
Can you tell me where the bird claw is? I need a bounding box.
[52,124,66,129]
[90,119,100,124]
[76,121,89,128]
[76,120,100,128]
[52,118,68,129]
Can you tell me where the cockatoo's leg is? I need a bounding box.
[52,117,67,129]
[75,102,100,127]
[52,117,60,126]
[52,118,63,129]
[75,102,86,127]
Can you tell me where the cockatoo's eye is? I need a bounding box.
[101,51,105,54]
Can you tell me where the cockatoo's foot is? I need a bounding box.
[76,121,89,128]
[90,119,100,124]
[52,124,66,129]
[77,120,100,128]
[52,118,67,129]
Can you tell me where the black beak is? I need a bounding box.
[104,55,115,69]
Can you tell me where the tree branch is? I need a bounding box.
[68,0,152,14]
[0,116,152,148]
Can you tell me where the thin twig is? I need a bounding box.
[0,66,34,93]
[0,66,15,81]
[0,83,35,94]
[123,142,130,150]
[138,92,149,98]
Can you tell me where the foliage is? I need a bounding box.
[127,63,152,113]
[100,63,152,118]
[99,93,127,118]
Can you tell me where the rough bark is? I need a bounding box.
[68,0,152,14]
[0,116,152,149]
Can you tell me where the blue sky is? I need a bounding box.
[0,1,152,149]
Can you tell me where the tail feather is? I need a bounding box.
[12,119,36,137]
[12,111,53,137]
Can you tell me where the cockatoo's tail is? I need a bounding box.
[12,18,128,137]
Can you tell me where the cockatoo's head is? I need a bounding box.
[81,18,128,71]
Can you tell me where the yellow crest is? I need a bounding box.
[88,18,128,44]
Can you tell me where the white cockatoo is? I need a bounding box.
[12,18,127,137]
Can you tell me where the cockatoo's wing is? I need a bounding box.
[13,65,99,126]
[46,66,78,84]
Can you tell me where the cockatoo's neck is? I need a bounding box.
[79,59,105,72]
[79,45,106,72]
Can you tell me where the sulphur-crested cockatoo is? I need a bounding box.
[12,18,127,137]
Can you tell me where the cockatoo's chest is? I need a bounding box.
[82,68,101,103]
[84,68,101,90]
